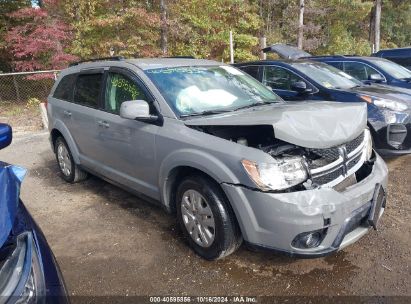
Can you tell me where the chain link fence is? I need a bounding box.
[0,70,60,105]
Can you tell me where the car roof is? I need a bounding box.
[63,58,224,74]
[374,47,411,54]
[309,55,381,61]
[234,58,319,66]
[127,58,223,70]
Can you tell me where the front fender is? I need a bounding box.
[50,120,80,164]
[158,148,242,209]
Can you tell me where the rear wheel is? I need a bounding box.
[176,175,242,260]
[55,137,87,183]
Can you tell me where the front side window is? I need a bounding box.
[145,65,282,117]
[53,74,76,101]
[369,58,411,80]
[290,62,362,89]
[105,73,147,114]
[343,62,382,81]
[74,73,102,108]
[262,66,307,91]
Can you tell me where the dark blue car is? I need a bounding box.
[310,55,411,90]
[0,124,68,303]
[234,59,411,156]
[372,47,411,70]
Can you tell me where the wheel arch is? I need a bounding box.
[49,121,80,164]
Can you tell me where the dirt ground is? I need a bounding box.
[0,130,410,301]
[0,101,43,132]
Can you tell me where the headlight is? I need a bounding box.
[360,95,408,112]
[242,157,308,191]
[364,128,373,161]
[0,232,45,304]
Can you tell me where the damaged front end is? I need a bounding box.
[188,123,374,193]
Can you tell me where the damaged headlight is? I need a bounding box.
[364,128,373,161]
[0,232,45,304]
[242,157,308,191]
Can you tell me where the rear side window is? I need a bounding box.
[53,74,76,101]
[325,61,343,70]
[74,73,102,108]
[239,66,260,80]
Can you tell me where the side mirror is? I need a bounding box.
[120,100,159,122]
[0,123,12,150]
[368,73,384,83]
[291,81,312,94]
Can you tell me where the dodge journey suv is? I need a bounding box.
[47,57,388,260]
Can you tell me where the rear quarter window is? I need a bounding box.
[74,73,103,108]
[53,74,77,101]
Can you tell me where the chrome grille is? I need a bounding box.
[310,133,364,161]
[308,132,365,187]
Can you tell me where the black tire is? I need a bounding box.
[176,175,242,260]
[55,137,88,183]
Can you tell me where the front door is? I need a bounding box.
[262,65,314,101]
[94,68,160,199]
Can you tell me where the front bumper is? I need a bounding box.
[222,154,388,258]
[371,112,411,156]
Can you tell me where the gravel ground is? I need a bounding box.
[0,102,43,132]
[0,131,410,302]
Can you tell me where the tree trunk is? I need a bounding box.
[160,0,168,55]
[374,0,382,52]
[297,0,305,49]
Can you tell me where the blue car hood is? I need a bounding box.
[0,163,26,248]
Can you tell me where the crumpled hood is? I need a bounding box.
[184,101,367,149]
[0,163,26,248]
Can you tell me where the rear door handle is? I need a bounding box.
[63,110,72,117]
[97,120,110,128]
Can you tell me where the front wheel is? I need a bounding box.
[176,175,242,260]
[55,137,87,183]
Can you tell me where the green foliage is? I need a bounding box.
[168,0,260,62]
[26,97,41,108]
[2,0,411,65]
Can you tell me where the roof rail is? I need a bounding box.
[165,56,195,59]
[69,56,125,67]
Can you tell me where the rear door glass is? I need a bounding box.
[53,74,77,101]
[239,66,260,80]
[74,73,103,108]
[263,66,306,91]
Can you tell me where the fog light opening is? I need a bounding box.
[292,229,327,249]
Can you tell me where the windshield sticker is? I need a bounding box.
[220,66,244,75]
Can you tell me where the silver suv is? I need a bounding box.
[47,57,388,260]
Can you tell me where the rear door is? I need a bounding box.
[93,67,160,198]
[49,73,77,133]
[69,69,105,170]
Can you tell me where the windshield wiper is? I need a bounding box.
[180,109,231,118]
[233,101,273,111]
